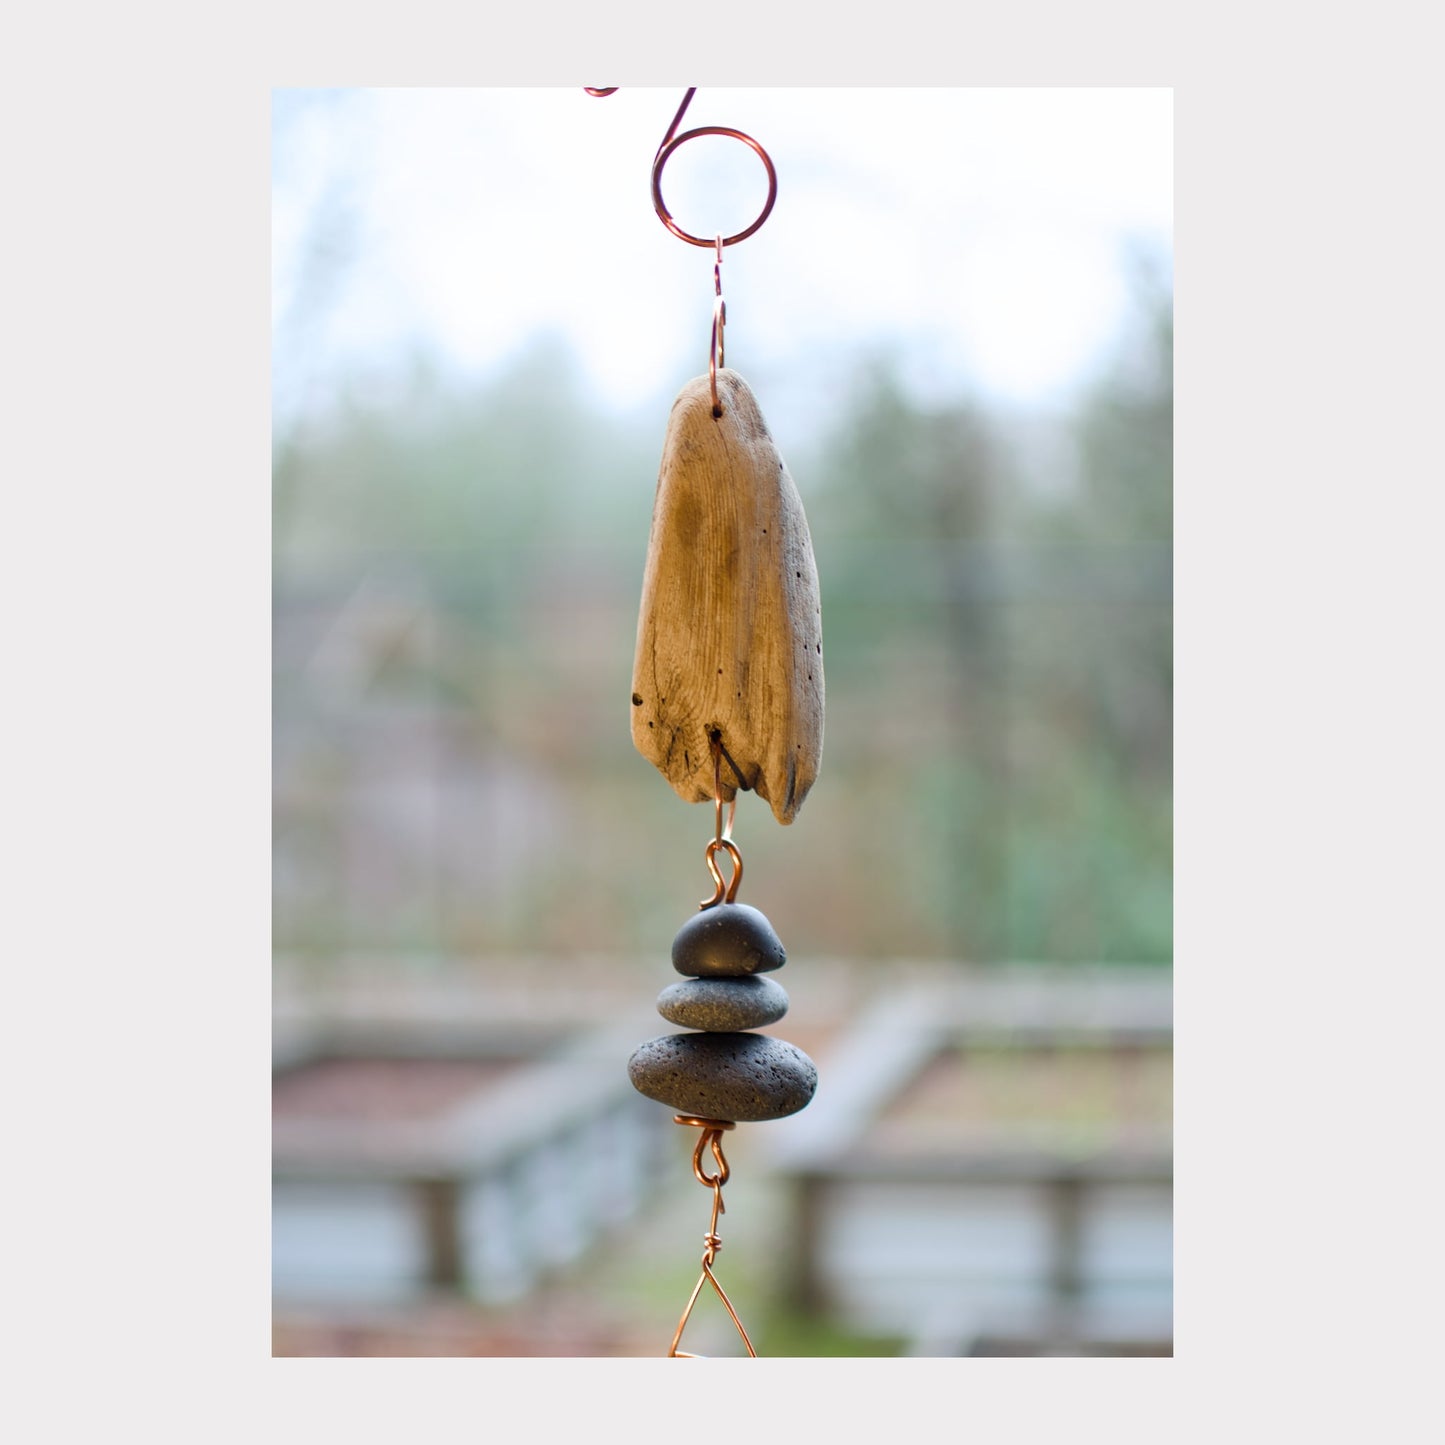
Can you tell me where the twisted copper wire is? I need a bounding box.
[668,1117,756,1358]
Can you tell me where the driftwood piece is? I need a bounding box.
[631,368,824,824]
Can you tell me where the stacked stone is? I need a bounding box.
[627,902,818,1123]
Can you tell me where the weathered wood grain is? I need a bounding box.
[631,368,824,824]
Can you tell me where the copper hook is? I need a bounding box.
[709,234,726,416]
[583,88,778,249]
[668,1115,755,1358]
[690,1123,732,1188]
[701,839,743,910]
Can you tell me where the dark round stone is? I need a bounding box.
[656,975,789,1031]
[671,903,786,978]
[627,1032,817,1121]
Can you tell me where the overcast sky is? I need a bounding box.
[273,87,1172,441]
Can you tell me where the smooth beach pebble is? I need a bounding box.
[671,903,786,978]
[656,975,790,1032]
[627,1032,818,1121]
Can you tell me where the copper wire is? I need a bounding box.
[654,113,778,249]
[687,1117,734,1186]
[672,1114,736,1133]
[709,235,727,417]
[711,734,736,846]
[701,738,742,908]
[701,840,743,910]
[668,1116,757,1358]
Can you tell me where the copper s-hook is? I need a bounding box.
[583,88,778,249]
[701,839,743,910]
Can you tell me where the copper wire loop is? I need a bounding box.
[654,123,778,249]
[583,88,779,249]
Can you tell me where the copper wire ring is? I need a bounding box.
[584,89,777,249]
[651,126,778,249]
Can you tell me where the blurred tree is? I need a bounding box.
[273,252,1172,968]
[1002,252,1173,961]
[809,251,1172,964]
[812,360,1011,960]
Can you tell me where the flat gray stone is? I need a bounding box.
[671,903,786,978]
[627,1032,818,1122]
[657,975,790,1031]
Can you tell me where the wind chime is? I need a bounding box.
[584,87,823,1357]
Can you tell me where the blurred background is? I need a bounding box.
[272,86,1172,1357]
